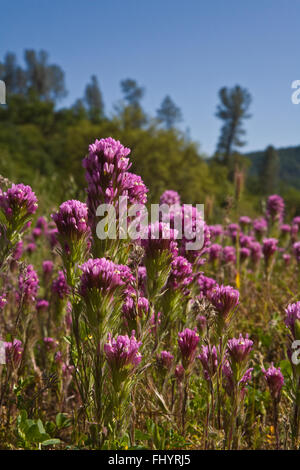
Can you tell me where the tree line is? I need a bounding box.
[0,49,296,216]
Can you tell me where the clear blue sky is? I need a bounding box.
[1,0,300,155]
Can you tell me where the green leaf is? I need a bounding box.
[42,439,61,447]
[56,412,71,429]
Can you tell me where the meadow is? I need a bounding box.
[0,136,299,450]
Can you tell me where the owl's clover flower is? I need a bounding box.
[293,241,300,263]
[18,264,39,304]
[285,302,300,339]
[82,137,132,220]
[5,339,23,367]
[178,328,200,368]
[104,331,142,374]
[208,284,239,325]
[168,256,193,289]
[266,194,285,223]
[159,190,181,206]
[262,363,284,401]
[79,258,129,297]
[223,246,236,264]
[227,333,253,364]
[52,271,70,300]
[157,350,174,369]
[197,344,219,381]
[0,183,38,221]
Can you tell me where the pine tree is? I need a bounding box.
[156,95,182,130]
[84,75,104,122]
[260,145,280,195]
[216,85,252,165]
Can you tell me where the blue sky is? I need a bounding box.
[1,0,300,155]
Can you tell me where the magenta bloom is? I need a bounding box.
[253,218,268,236]
[42,260,54,276]
[227,223,239,243]
[169,205,210,265]
[197,344,218,381]
[293,242,300,263]
[280,224,291,234]
[0,183,38,220]
[222,360,253,396]
[123,172,148,205]
[79,258,128,296]
[18,264,39,304]
[262,363,284,401]
[240,247,251,262]
[239,216,252,228]
[196,315,207,336]
[141,222,178,258]
[169,256,193,289]
[52,271,70,299]
[209,284,239,321]
[122,295,149,321]
[158,351,174,369]
[197,274,217,297]
[267,194,284,222]
[160,190,181,206]
[285,302,300,338]
[43,337,59,351]
[227,333,253,364]
[292,216,300,228]
[175,363,185,382]
[83,137,132,215]
[35,216,48,231]
[5,339,23,367]
[32,227,42,239]
[52,200,89,239]
[104,331,142,371]
[209,243,223,262]
[26,242,36,254]
[208,224,223,241]
[178,328,200,367]
[12,241,23,261]
[223,246,236,264]
[283,253,291,266]
[262,238,278,262]
[240,234,254,248]
[291,224,299,242]
[36,299,49,312]
[249,241,262,264]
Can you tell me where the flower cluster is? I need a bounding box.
[266,194,284,222]
[0,183,38,220]
[79,258,128,296]
[227,333,253,364]
[18,264,39,304]
[262,364,284,401]
[208,285,239,322]
[178,328,200,368]
[5,339,23,367]
[168,256,193,289]
[82,137,132,216]
[52,271,70,299]
[159,190,181,206]
[104,331,142,371]
[52,200,89,239]
[285,302,300,338]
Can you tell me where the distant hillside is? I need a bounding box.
[245,145,300,189]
